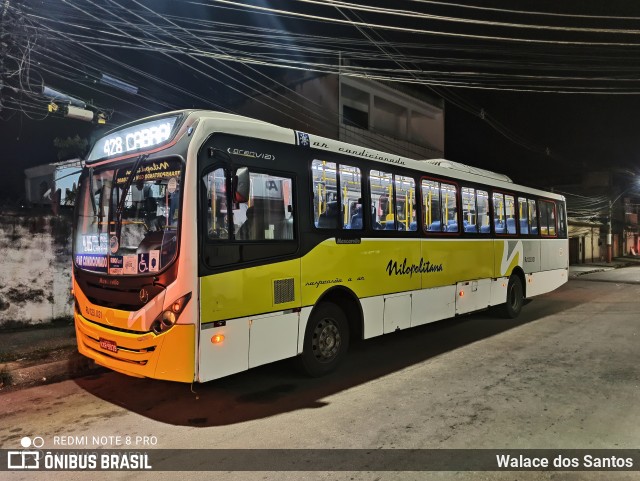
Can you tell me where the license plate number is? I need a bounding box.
[99,338,118,353]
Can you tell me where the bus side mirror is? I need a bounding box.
[233,167,250,203]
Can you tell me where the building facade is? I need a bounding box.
[235,72,444,160]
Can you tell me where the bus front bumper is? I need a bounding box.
[75,313,195,383]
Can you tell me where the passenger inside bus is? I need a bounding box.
[318,201,340,229]
[350,205,363,229]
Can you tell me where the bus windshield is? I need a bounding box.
[73,157,182,275]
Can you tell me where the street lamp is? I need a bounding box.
[607,182,640,262]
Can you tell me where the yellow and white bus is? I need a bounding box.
[72,110,568,382]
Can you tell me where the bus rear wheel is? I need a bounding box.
[502,274,524,319]
[297,302,349,377]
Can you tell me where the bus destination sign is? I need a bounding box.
[88,115,179,162]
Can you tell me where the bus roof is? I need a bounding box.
[90,109,564,202]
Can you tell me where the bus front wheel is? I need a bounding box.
[297,302,349,377]
[502,274,524,319]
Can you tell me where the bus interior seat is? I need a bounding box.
[506,218,516,234]
[480,224,491,233]
[520,219,529,234]
[428,220,441,231]
[494,219,506,234]
[464,224,478,233]
[446,222,458,232]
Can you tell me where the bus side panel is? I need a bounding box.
[493,239,524,278]
[421,239,494,288]
[200,259,301,323]
[541,239,569,271]
[249,311,299,369]
[361,297,384,339]
[300,239,422,306]
[198,316,249,382]
[525,269,568,297]
[521,239,541,274]
[411,286,456,327]
[198,259,301,381]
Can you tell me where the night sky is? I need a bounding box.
[3,0,640,199]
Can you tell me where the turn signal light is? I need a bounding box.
[211,334,225,344]
[459,290,464,297]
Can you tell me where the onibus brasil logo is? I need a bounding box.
[7,436,44,469]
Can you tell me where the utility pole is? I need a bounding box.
[607,199,613,263]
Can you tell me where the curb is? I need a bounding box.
[569,268,609,279]
[0,351,105,391]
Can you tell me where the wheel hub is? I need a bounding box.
[313,319,341,361]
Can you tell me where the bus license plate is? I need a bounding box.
[99,338,118,353]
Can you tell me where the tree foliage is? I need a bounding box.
[53,135,89,160]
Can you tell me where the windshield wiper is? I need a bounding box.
[115,154,148,242]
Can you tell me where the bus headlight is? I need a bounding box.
[151,292,192,334]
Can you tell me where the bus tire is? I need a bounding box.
[297,302,349,377]
[502,274,524,319]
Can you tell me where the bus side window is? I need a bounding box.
[539,200,557,236]
[505,194,516,234]
[235,171,295,241]
[312,160,338,229]
[557,201,567,237]
[370,170,394,230]
[518,197,529,234]
[548,202,557,236]
[340,165,362,230]
[528,199,538,235]
[462,187,478,233]
[422,179,442,231]
[493,192,506,234]
[203,168,229,240]
[395,175,416,231]
[441,183,458,232]
[477,190,490,233]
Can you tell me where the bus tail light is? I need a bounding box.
[151,292,192,334]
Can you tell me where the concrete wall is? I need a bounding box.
[0,211,73,328]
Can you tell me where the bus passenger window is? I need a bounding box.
[518,197,529,234]
[340,165,362,230]
[370,170,394,230]
[312,160,338,229]
[462,187,478,233]
[203,168,229,240]
[505,194,516,234]
[477,190,490,233]
[493,193,506,234]
[422,179,442,231]
[441,183,458,232]
[539,200,557,236]
[234,172,294,241]
[396,175,416,231]
[528,199,538,234]
[558,201,567,237]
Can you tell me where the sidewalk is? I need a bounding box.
[2,256,640,391]
[568,255,640,278]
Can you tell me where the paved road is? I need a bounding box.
[2,268,640,481]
